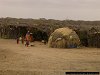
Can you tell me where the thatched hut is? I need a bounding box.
[88,27,100,48]
[48,27,80,48]
[74,27,100,48]
[0,23,49,42]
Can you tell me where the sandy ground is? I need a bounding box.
[0,39,100,75]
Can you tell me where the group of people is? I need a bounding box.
[17,31,31,47]
[17,31,48,47]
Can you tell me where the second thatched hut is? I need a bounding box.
[48,27,80,48]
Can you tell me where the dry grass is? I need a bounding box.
[0,39,100,75]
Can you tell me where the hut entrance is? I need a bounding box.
[75,29,88,47]
[81,38,88,47]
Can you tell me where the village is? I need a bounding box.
[0,18,100,75]
[0,18,100,48]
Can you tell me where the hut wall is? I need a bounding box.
[0,26,28,39]
[87,27,100,48]
[88,33,100,48]
[1,27,6,38]
[0,28,3,38]
[0,27,1,38]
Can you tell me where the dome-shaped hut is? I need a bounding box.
[48,27,80,48]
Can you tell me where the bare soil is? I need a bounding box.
[0,39,100,75]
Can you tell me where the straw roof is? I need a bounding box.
[48,27,80,48]
[53,27,73,36]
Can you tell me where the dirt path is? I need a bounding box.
[0,39,100,75]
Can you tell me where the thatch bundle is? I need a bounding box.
[48,27,80,48]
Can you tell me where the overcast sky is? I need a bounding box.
[0,0,100,20]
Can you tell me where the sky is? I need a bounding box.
[0,0,100,20]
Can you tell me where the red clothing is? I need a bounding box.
[25,33,30,47]
[25,34,30,41]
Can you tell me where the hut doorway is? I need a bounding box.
[75,29,88,47]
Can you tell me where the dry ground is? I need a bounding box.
[0,39,100,75]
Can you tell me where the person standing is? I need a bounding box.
[25,31,30,47]
[17,37,19,44]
